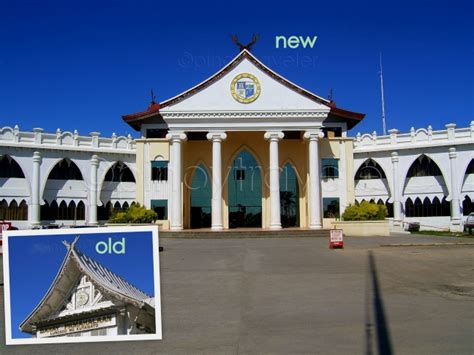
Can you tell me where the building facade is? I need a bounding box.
[1,49,473,231]
[0,126,136,229]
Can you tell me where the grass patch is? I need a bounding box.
[412,230,474,238]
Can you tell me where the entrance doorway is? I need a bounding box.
[228,150,262,228]
[190,164,211,228]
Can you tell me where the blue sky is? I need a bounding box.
[0,0,472,137]
[7,231,155,338]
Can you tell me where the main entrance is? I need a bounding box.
[190,164,212,228]
[228,150,262,228]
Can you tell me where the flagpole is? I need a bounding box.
[379,53,387,135]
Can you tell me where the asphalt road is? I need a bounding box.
[1,234,473,354]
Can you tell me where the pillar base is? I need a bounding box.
[170,225,184,231]
[450,219,463,232]
[211,225,224,231]
[269,224,282,230]
[309,224,322,229]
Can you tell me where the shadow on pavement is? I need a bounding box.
[366,250,393,355]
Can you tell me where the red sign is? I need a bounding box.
[0,222,12,254]
[329,229,344,249]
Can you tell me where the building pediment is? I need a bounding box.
[123,50,364,130]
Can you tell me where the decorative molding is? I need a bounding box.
[160,110,328,120]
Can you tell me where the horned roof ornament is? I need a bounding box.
[231,33,259,52]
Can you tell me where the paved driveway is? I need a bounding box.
[1,235,473,354]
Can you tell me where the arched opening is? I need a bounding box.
[228,150,262,228]
[104,161,135,182]
[406,155,442,178]
[405,196,450,217]
[280,163,299,228]
[190,164,211,229]
[463,196,474,216]
[0,199,28,220]
[48,159,83,180]
[355,159,387,180]
[0,155,25,178]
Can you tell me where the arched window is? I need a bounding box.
[122,201,129,210]
[76,201,85,220]
[0,155,25,178]
[405,198,414,217]
[463,196,473,216]
[414,198,423,217]
[466,160,474,175]
[19,200,28,220]
[104,162,135,182]
[0,200,8,219]
[355,159,386,180]
[407,155,442,178]
[280,163,300,227]
[190,164,211,229]
[228,150,262,228]
[59,201,68,220]
[49,159,83,180]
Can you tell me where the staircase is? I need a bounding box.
[160,228,331,239]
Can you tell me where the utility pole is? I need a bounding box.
[379,53,387,135]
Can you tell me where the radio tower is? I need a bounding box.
[379,53,387,135]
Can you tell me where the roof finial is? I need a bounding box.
[62,236,80,250]
[230,33,259,52]
[328,88,334,102]
[150,89,157,105]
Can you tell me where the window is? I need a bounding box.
[49,159,83,180]
[235,169,245,180]
[321,158,339,178]
[356,159,386,180]
[323,197,340,218]
[407,155,442,178]
[104,162,135,182]
[322,127,342,138]
[0,156,25,178]
[151,161,168,181]
[146,129,168,138]
[151,199,168,220]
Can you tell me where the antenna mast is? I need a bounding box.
[379,53,387,135]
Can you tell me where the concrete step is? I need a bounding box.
[160,228,331,239]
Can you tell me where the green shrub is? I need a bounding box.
[341,201,387,221]
[109,203,157,224]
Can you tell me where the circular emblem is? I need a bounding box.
[230,73,261,104]
[76,290,89,307]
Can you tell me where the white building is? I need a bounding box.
[353,123,474,231]
[0,126,136,229]
[0,50,473,232]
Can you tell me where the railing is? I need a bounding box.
[354,122,474,151]
[0,126,136,152]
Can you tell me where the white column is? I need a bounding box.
[207,131,227,230]
[391,152,401,225]
[449,147,462,231]
[166,132,187,230]
[31,151,42,226]
[89,155,99,225]
[264,131,284,229]
[304,130,324,229]
[338,139,347,215]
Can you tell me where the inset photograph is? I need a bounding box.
[2,226,161,345]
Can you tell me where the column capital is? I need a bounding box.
[33,151,42,163]
[264,131,284,142]
[166,131,187,143]
[90,154,100,166]
[448,147,457,159]
[303,129,324,141]
[206,131,227,142]
[391,151,399,163]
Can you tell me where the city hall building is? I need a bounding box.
[0,49,473,232]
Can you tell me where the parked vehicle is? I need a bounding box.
[464,213,474,235]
